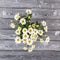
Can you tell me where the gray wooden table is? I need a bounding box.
[0,0,60,60]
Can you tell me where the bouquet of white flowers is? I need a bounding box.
[10,9,50,52]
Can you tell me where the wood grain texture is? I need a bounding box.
[0,0,60,59]
[38,0,60,9]
[43,0,60,3]
[0,40,59,51]
[0,50,59,60]
[0,18,60,30]
[0,8,60,19]
[0,0,38,8]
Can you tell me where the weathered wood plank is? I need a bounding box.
[0,30,60,41]
[0,51,59,60]
[0,50,58,60]
[0,18,60,30]
[0,0,60,9]
[38,0,60,9]
[0,50,59,60]
[0,8,60,19]
[38,0,60,10]
[0,8,54,19]
[0,0,38,8]
[0,40,59,51]
[43,0,60,3]
[0,50,56,56]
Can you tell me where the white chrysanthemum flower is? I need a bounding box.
[14,13,20,20]
[33,29,38,34]
[28,28,33,34]
[15,36,21,44]
[10,23,15,28]
[28,47,33,52]
[30,34,38,42]
[23,34,29,39]
[22,28,27,34]
[23,39,27,44]
[40,38,44,43]
[20,18,26,25]
[45,36,50,43]
[44,26,48,32]
[26,9,32,14]
[15,29,20,35]
[27,39,33,46]
[28,45,35,52]
[39,30,43,36]
[17,26,21,31]
[41,21,46,26]
[23,47,28,50]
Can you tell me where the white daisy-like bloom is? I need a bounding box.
[23,47,28,50]
[20,18,26,25]
[28,28,33,34]
[30,34,38,42]
[10,23,15,28]
[15,36,21,44]
[15,29,20,35]
[23,34,29,39]
[40,38,44,43]
[17,26,21,31]
[23,39,27,44]
[33,29,38,34]
[45,36,50,43]
[28,45,35,52]
[27,39,33,46]
[14,13,20,20]
[44,26,48,32]
[26,9,32,14]
[41,21,46,26]
[39,30,43,36]
[22,28,27,34]
[28,47,33,52]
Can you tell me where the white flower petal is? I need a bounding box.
[20,18,26,25]
[10,23,15,28]
[14,13,20,20]
[22,28,27,34]
[15,36,21,44]
[26,9,32,14]
[41,21,46,26]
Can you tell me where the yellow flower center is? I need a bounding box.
[35,31,36,33]
[22,20,24,23]
[24,35,27,38]
[24,39,26,41]
[24,30,26,32]
[29,30,32,32]
[28,40,31,43]
[39,31,43,34]
[17,30,19,33]
[17,39,20,42]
